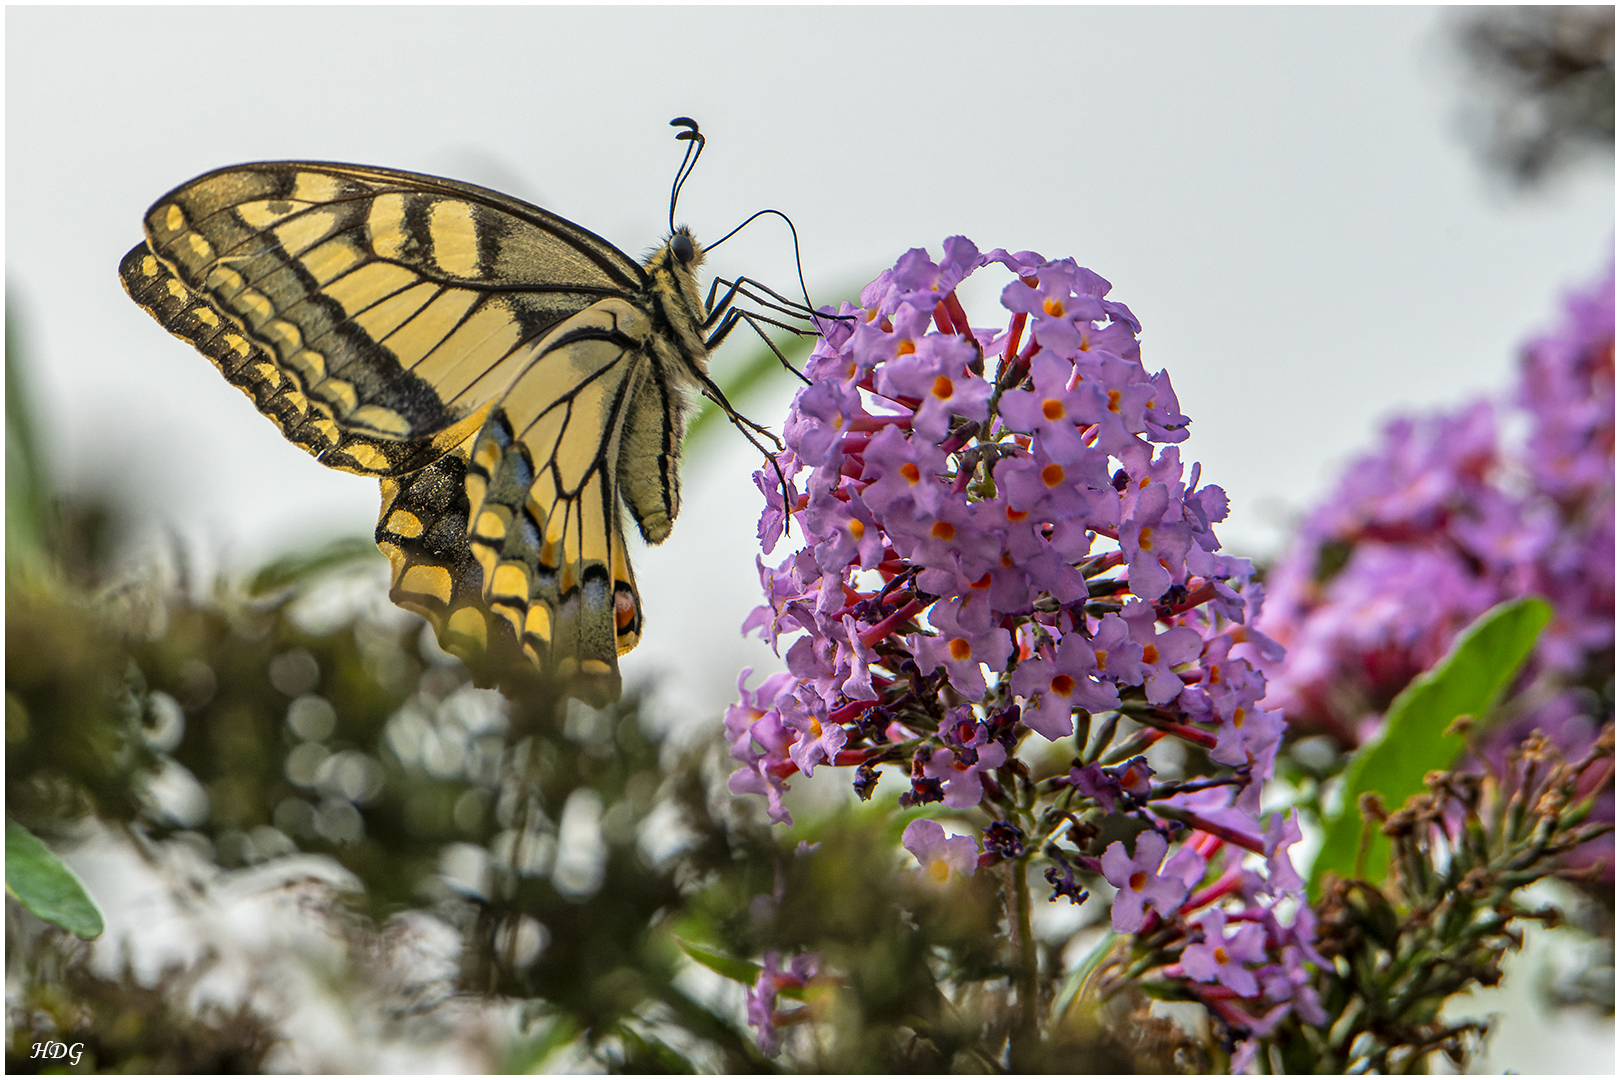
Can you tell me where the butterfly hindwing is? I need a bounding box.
[124,159,717,703]
[373,437,512,663]
[450,297,699,703]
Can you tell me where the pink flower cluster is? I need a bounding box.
[724,240,1319,1055]
[1257,251,1613,775]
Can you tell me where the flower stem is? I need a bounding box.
[1010,856,1040,1065]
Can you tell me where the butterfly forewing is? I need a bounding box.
[122,160,712,704]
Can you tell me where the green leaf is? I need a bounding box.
[674,936,763,986]
[5,817,104,939]
[1309,597,1552,896]
[247,536,383,595]
[6,302,56,570]
[503,1014,579,1073]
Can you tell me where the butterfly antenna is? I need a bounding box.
[707,208,833,335]
[669,117,705,233]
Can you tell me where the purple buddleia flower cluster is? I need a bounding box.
[726,239,1318,1056]
[1107,806,1330,1069]
[1255,252,1614,870]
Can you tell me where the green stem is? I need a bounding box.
[1010,857,1039,1065]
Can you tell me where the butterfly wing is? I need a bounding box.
[379,294,699,704]
[122,162,705,703]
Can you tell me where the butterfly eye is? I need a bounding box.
[671,233,695,265]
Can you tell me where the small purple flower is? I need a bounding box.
[1075,353,1160,461]
[725,669,800,826]
[1120,599,1203,705]
[1261,809,1305,895]
[1119,481,1194,600]
[902,817,980,882]
[1142,368,1191,443]
[913,597,1013,701]
[746,951,821,1056]
[1180,910,1266,997]
[998,351,1109,464]
[1088,612,1145,686]
[1101,831,1189,933]
[875,334,991,442]
[1230,1038,1262,1074]
[885,497,1004,578]
[729,762,793,827]
[805,486,885,573]
[780,690,847,778]
[1258,944,1328,1027]
[982,246,1046,279]
[1045,865,1087,904]
[859,423,950,518]
[787,379,868,469]
[923,739,1008,810]
[999,259,1118,356]
[993,445,1111,522]
[1011,630,1121,740]
[1070,762,1122,814]
[981,820,1026,862]
[1210,703,1286,771]
[1162,839,1209,892]
[753,452,801,555]
[1107,755,1155,801]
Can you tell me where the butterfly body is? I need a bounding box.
[121,160,716,704]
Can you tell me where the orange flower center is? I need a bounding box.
[1050,674,1076,696]
[849,519,865,540]
[896,338,915,355]
[1042,398,1065,421]
[1128,871,1147,892]
[948,638,973,662]
[1041,463,1066,487]
[1107,389,1122,412]
[932,375,955,400]
[1043,297,1065,318]
[1142,644,1160,664]
[1213,947,1231,965]
[899,462,921,484]
[1138,526,1154,550]
[931,521,956,541]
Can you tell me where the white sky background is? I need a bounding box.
[6,6,1614,726]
